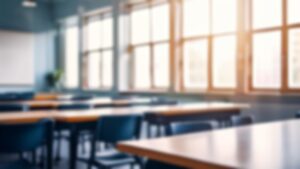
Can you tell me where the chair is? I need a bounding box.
[232,116,253,126]
[0,104,25,112]
[144,160,185,169]
[55,103,91,162]
[71,95,93,101]
[57,103,91,110]
[17,92,35,101]
[170,121,213,136]
[0,119,54,169]
[295,112,300,118]
[80,115,142,169]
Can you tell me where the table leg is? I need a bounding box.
[69,125,79,169]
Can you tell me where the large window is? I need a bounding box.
[249,0,300,92]
[181,0,237,91]
[250,0,282,90]
[64,25,79,88]
[83,11,113,90]
[130,1,170,90]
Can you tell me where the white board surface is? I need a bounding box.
[0,30,34,85]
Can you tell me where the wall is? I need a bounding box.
[0,0,55,92]
[53,0,112,20]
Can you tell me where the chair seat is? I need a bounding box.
[0,160,36,169]
[80,150,136,168]
[93,152,136,167]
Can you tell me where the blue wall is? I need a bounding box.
[0,0,54,32]
[0,0,56,92]
[53,0,112,20]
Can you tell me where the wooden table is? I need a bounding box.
[33,93,74,101]
[0,97,153,109]
[118,119,300,169]
[0,102,248,169]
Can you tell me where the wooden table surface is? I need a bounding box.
[0,102,248,123]
[0,97,153,109]
[118,119,300,169]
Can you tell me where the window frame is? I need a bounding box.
[179,0,239,93]
[82,10,114,90]
[128,0,172,91]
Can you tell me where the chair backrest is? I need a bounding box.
[170,121,213,135]
[0,92,34,101]
[295,111,300,118]
[0,119,53,154]
[150,98,178,106]
[95,115,142,144]
[57,103,91,110]
[0,104,24,112]
[71,95,93,101]
[145,160,185,169]
[17,92,35,100]
[232,116,253,126]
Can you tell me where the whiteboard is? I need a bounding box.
[0,30,34,85]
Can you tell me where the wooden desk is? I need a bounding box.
[0,102,248,169]
[119,119,300,169]
[34,93,74,101]
[0,97,153,109]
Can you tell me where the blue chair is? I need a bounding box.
[71,95,93,101]
[55,103,91,162]
[0,119,54,169]
[170,121,213,135]
[57,103,91,110]
[15,92,35,101]
[0,104,25,112]
[295,112,300,118]
[150,98,178,106]
[80,115,142,169]
[232,116,253,126]
[145,160,185,169]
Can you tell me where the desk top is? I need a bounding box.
[0,97,153,109]
[118,119,300,169]
[0,102,247,124]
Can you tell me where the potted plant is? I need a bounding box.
[46,69,64,91]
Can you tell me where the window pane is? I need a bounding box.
[253,31,281,89]
[153,43,170,88]
[87,52,101,89]
[131,7,150,44]
[213,36,236,88]
[212,0,237,34]
[65,26,79,88]
[133,46,151,89]
[183,40,208,89]
[102,50,113,88]
[288,29,300,88]
[252,0,282,29]
[87,17,101,50]
[288,0,300,24]
[102,17,113,48]
[151,4,169,41]
[183,0,209,37]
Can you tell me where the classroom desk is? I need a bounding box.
[0,97,153,109]
[34,93,74,101]
[118,119,300,169]
[0,102,247,169]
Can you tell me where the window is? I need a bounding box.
[129,1,170,90]
[288,0,300,89]
[83,12,113,90]
[122,0,300,94]
[250,0,283,90]
[252,32,281,89]
[181,0,237,91]
[64,25,79,88]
